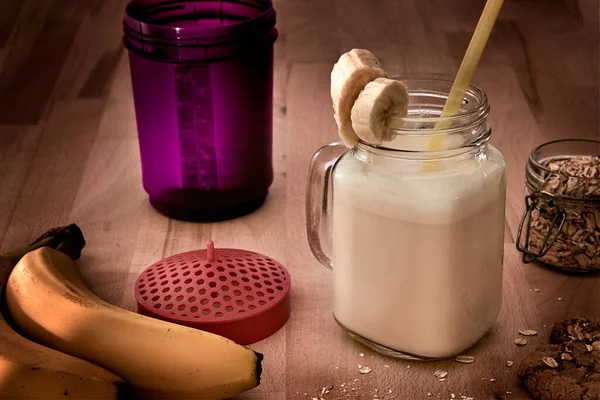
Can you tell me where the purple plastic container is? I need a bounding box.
[123,0,277,222]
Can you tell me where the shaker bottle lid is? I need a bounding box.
[134,241,291,345]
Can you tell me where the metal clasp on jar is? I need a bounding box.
[516,192,566,263]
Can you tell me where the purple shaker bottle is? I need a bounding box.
[123,0,277,222]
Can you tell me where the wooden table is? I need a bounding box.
[0,0,598,399]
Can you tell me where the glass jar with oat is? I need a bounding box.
[517,139,600,273]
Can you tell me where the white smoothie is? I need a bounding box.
[331,146,506,359]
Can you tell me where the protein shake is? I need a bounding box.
[331,145,506,359]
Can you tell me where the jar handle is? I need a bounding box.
[516,194,566,263]
[305,142,347,271]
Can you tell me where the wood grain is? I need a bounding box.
[0,0,23,47]
[0,0,87,124]
[0,0,598,399]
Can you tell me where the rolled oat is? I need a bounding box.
[526,156,600,271]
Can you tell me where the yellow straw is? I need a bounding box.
[427,0,504,156]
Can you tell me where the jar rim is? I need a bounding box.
[385,75,489,133]
[527,138,600,203]
[356,75,491,154]
[530,138,600,180]
[124,0,275,43]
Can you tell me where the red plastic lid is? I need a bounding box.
[134,241,291,345]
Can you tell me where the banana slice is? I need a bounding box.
[351,77,409,145]
[331,49,387,148]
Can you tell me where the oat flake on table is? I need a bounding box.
[358,366,372,374]
[455,355,475,364]
[519,329,538,336]
[514,337,528,346]
[320,385,333,396]
[434,370,448,379]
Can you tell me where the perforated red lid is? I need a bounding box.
[134,241,291,345]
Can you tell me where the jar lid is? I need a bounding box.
[134,241,291,345]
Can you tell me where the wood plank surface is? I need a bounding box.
[0,0,598,399]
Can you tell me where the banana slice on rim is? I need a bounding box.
[351,77,409,145]
[331,49,387,148]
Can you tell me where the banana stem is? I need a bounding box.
[0,224,86,263]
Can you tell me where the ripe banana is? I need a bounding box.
[6,247,263,400]
[351,77,409,145]
[0,225,125,399]
[331,49,387,148]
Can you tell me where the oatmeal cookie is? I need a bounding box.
[518,341,600,400]
[551,318,600,345]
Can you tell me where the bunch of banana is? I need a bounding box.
[6,246,263,399]
[0,225,125,399]
[330,49,409,147]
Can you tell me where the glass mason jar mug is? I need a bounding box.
[306,77,507,360]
